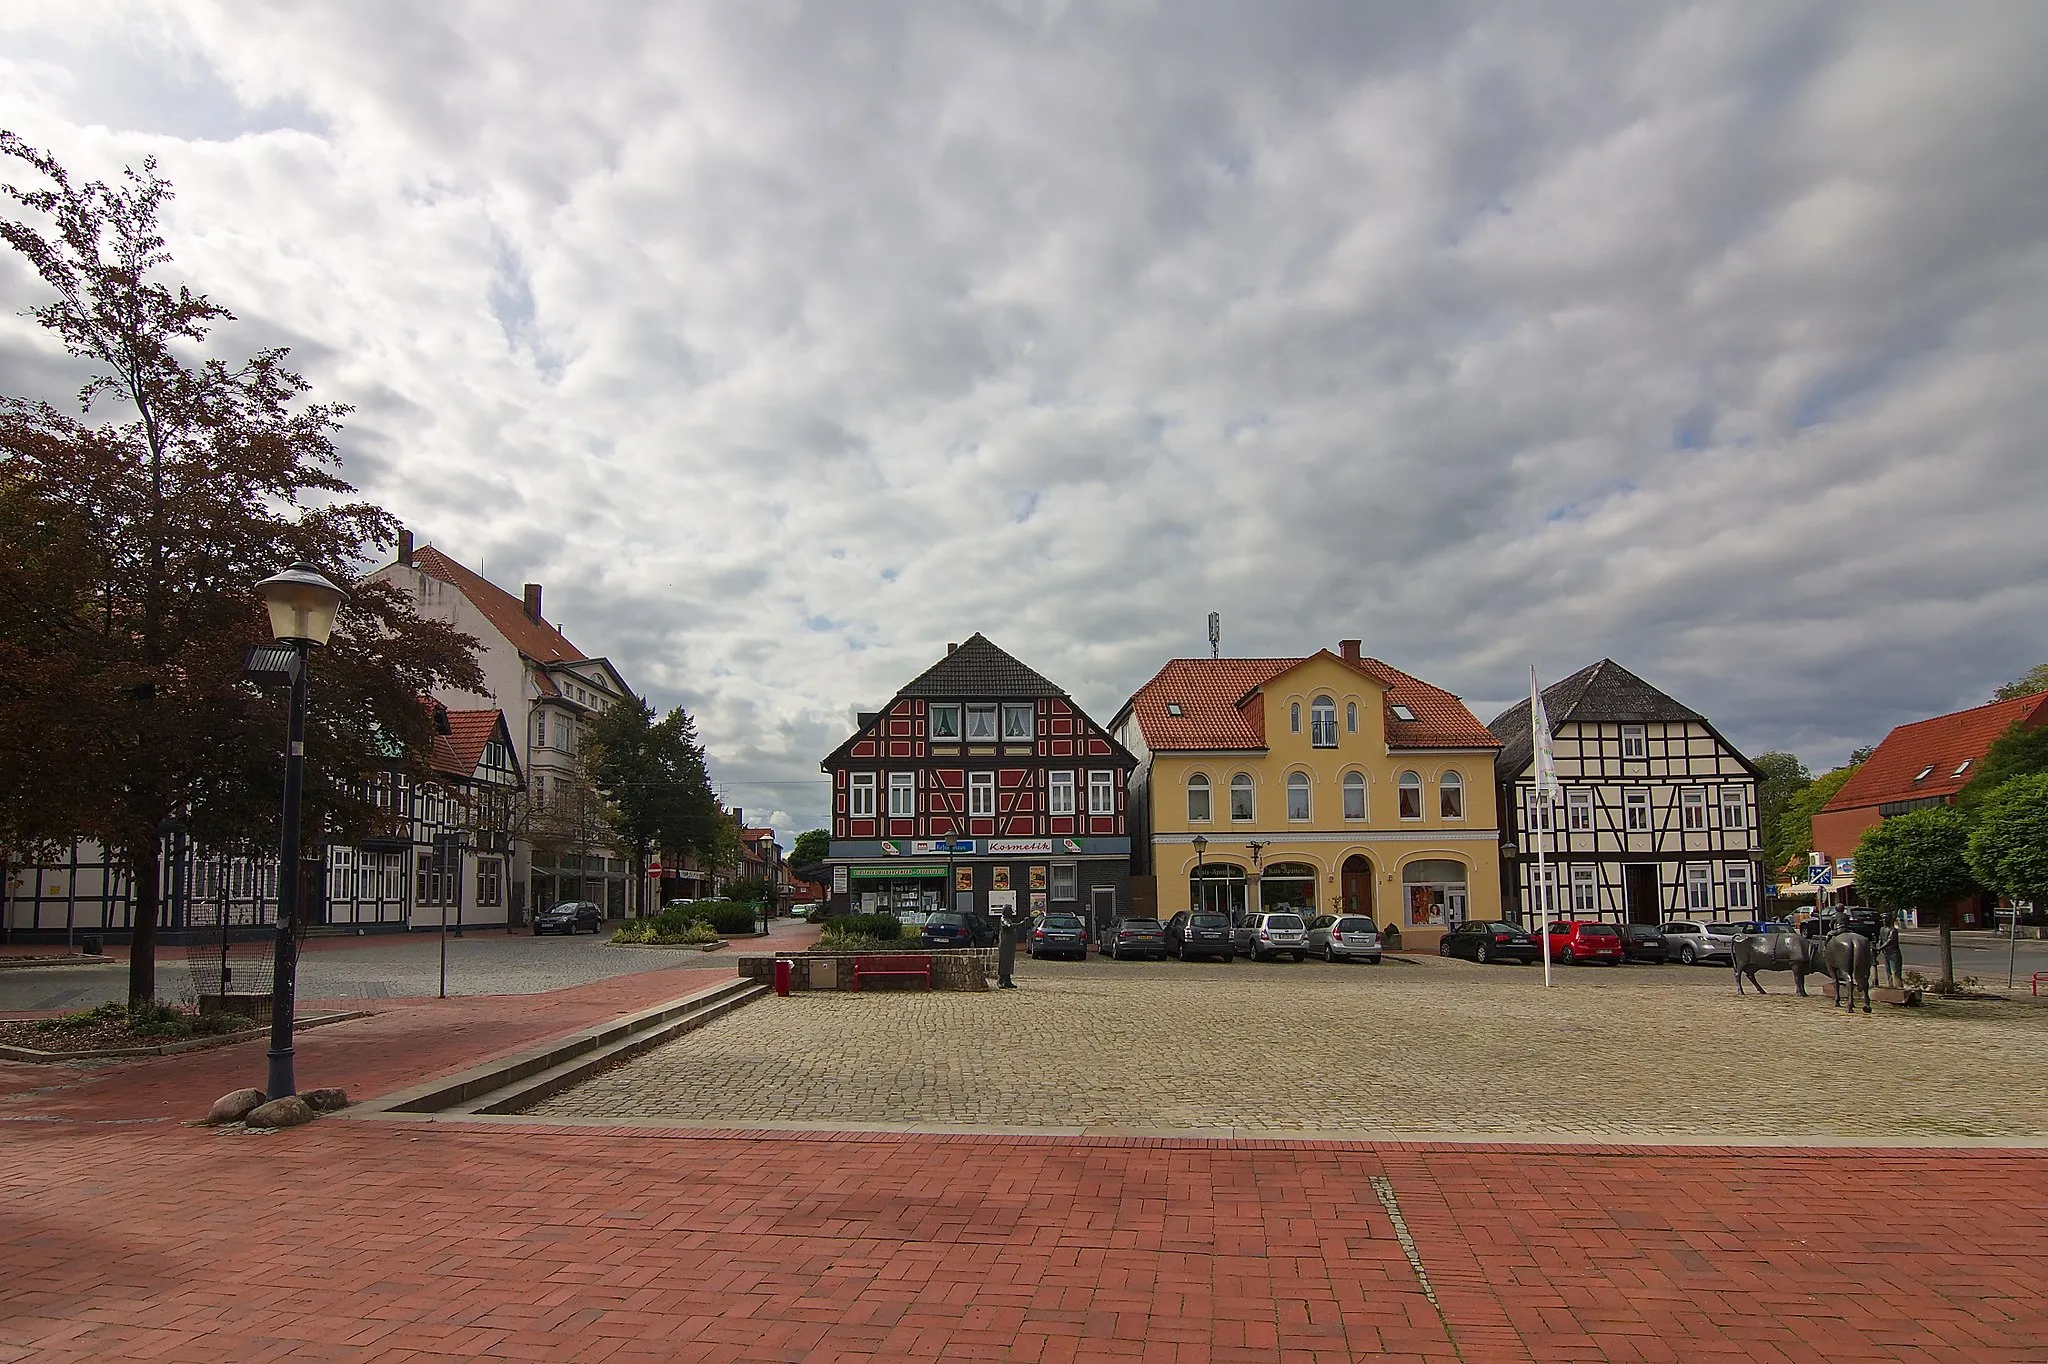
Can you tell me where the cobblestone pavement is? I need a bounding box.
[530,953,2048,1140]
[0,921,810,1014]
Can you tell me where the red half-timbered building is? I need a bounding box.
[822,634,1136,932]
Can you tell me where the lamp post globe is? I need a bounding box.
[253,562,346,1102]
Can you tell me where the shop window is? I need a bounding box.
[1260,862,1317,915]
[1402,858,1468,928]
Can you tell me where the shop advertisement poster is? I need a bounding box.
[954,865,974,891]
[991,867,1011,891]
[1030,892,1047,913]
[1029,865,1047,890]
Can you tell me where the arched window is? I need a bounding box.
[1186,773,1211,822]
[1286,772,1311,821]
[1229,773,1254,821]
[1310,696,1337,747]
[1342,771,1367,820]
[1398,771,1423,820]
[1346,701,1358,733]
[1290,701,1301,733]
[1439,770,1464,819]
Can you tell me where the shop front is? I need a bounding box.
[1402,857,1470,931]
[827,836,1132,932]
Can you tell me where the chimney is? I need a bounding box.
[1339,639,1362,663]
[947,642,958,654]
[397,528,414,566]
[522,583,543,622]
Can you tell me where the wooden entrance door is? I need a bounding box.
[1624,864,1660,924]
[1340,856,1375,920]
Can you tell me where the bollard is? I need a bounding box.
[773,958,793,997]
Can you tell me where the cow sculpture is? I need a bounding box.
[1824,930,1874,1013]
[1731,931,1815,995]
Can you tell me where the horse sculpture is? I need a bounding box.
[1731,931,1814,995]
[1824,930,1873,1013]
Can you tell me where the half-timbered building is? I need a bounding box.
[1489,660,1765,924]
[821,635,1136,931]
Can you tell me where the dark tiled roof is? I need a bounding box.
[1125,652,1500,752]
[896,633,1068,699]
[411,546,585,665]
[1491,659,1711,775]
[1824,692,2048,812]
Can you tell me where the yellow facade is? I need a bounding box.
[1141,655,1501,946]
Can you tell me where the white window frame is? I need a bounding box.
[1286,772,1310,822]
[1050,864,1077,901]
[1720,788,1746,830]
[1439,770,1464,820]
[1002,703,1034,741]
[1526,788,1553,832]
[1681,789,1708,831]
[1566,789,1593,832]
[888,772,915,818]
[1570,864,1599,914]
[966,705,998,741]
[1341,772,1366,821]
[1185,773,1210,822]
[1049,771,1076,816]
[849,773,876,818]
[535,711,547,747]
[1309,697,1338,748]
[929,705,961,740]
[969,772,996,818]
[1346,701,1358,733]
[1686,863,1713,911]
[1088,770,1115,815]
[1624,790,1652,832]
[1398,772,1423,821]
[1530,865,1558,916]
[1229,774,1254,822]
[1621,725,1647,760]
[1725,862,1753,911]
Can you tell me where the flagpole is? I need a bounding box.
[1531,666,1553,990]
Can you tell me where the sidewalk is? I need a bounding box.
[0,929,2043,1361]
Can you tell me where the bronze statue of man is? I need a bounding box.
[996,907,1019,989]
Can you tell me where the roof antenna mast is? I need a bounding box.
[1208,611,1220,660]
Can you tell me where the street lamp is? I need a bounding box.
[252,562,346,1101]
[1192,835,1208,868]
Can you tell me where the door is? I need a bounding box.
[1090,885,1116,939]
[1624,864,1660,924]
[1340,856,1375,923]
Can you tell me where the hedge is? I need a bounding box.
[827,912,902,941]
[656,899,763,935]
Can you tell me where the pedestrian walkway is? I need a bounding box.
[0,925,2043,1361]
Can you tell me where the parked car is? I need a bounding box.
[1614,923,1669,964]
[1232,911,1309,962]
[920,910,996,949]
[1660,920,1733,965]
[1028,912,1089,960]
[1305,914,1383,964]
[1437,920,1539,964]
[1105,916,1169,960]
[1540,920,1625,965]
[533,900,604,936]
[1164,910,1234,961]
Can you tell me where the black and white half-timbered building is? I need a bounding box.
[822,634,1136,933]
[1489,660,1766,925]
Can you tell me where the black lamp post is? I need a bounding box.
[1192,834,1207,868]
[253,562,346,1100]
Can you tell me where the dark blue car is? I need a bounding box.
[920,911,996,949]
[1028,912,1088,960]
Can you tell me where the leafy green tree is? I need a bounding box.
[1856,805,1982,989]
[1773,765,1857,881]
[1957,720,2048,810]
[1991,664,2048,702]
[0,136,480,1003]
[584,695,724,915]
[790,829,829,871]
[1754,752,1812,877]
[1966,774,2048,925]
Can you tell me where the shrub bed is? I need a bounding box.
[0,1001,248,1052]
[613,920,721,946]
[656,899,763,935]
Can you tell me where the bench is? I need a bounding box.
[853,954,932,992]
[2033,972,2047,999]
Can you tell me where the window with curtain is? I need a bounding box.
[1186,773,1211,821]
[1342,772,1366,820]
[1566,789,1593,831]
[1286,772,1310,820]
[1439,770,1464,819]
[1229,774,1254,821]
[1048,771,1075,815]
[1398,771,1422,819]
[1088,770,1115,813]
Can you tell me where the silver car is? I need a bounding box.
[1233,911,1309,962]
[1304,914,1383,964]
[1661,920,1738,966]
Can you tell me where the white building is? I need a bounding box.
[1490,660,1765,925]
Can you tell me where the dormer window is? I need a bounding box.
[1389,704,1416,723]
[966,704,998,740]
[1003,703,1034,740]
[929,705,961,739]
[1953,759,1972,777]
[1913,765,1935,782]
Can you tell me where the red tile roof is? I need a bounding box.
[432,708,509,779]
[1824,692,2048,812]
[1126,652,1500,752]
[411,546,585,665]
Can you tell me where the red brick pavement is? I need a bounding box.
[0,956,2043,1362]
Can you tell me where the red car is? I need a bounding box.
[1539,920,1625,966]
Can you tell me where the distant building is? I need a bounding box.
[1489,660,1763,925]
[1813,691,2048,925]
[821,635,1136,931]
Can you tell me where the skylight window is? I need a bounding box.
[1953,759,1972,777]
[1389,704,1416,722]
[1166,703,1183,716]
[1913,765,1935,782]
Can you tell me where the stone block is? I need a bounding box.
[244,1096,316,1129]
[204,1088,267,1125]
[301,1087,351,1112]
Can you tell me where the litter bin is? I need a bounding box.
[81,935,104,956]
[773,959,793,997]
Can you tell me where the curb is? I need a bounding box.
[0,955,116,971]
[0,1009,376,1063]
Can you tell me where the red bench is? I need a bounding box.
[852,954,933,992]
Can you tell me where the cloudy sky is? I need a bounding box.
[4,2,2045,843]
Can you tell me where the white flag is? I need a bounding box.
[1531,667,1559,806]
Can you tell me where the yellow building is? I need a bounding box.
[1110,641,1503,947]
